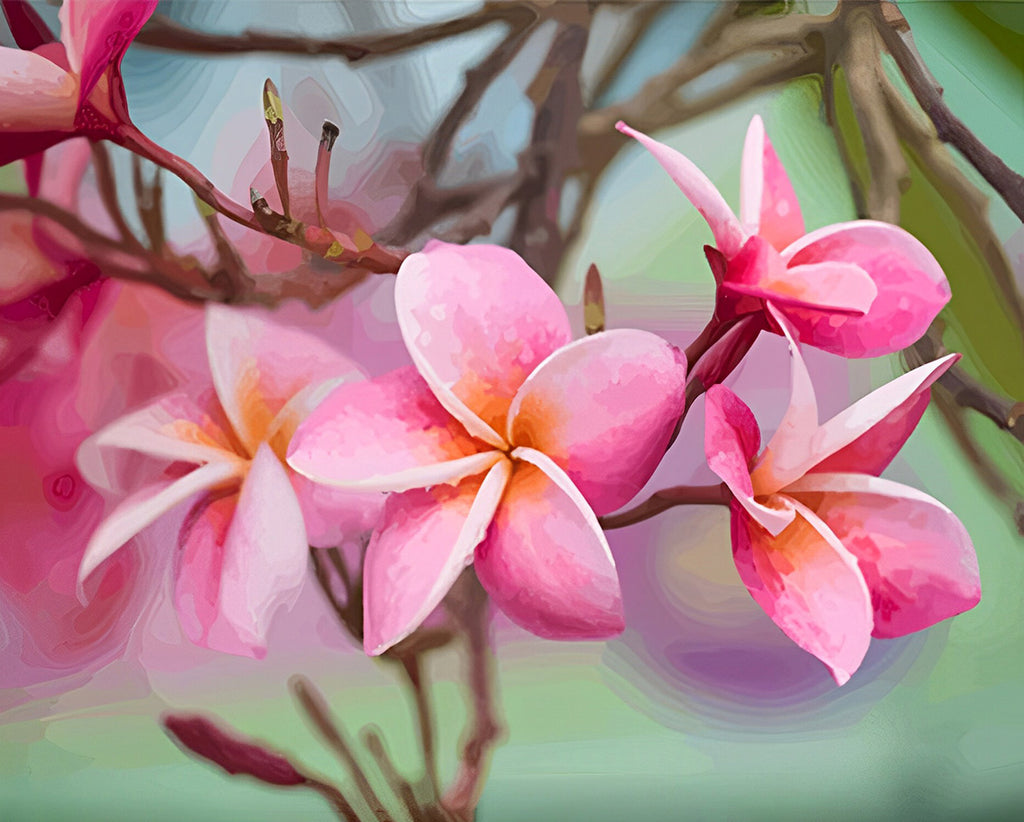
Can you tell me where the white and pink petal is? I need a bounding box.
[395,241,571,446]
[778,221,950,358]
[362,458,512,655]
[784,473,980,638]
[507,329,687,516]
[617,121,746,258]
[182,443,309,658]
[730,498,873,685]
[739,115,805,250]
[474,449,624,640]
[287,366,496,492]
[78,459,243,592]
[205,303,363,456]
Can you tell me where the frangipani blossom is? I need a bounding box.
[704,306,980,684]
[288,241,688,655]
[0,0,157,165]
[617,117,950,358]
[77,303,380,657]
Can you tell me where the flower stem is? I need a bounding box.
[113,124,259,229]
[442,573,502,821]
[599,482,730,530]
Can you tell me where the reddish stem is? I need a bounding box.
[113,124,260,229]
[599,483,730,530]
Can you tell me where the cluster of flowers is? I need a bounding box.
[77,120,980,687]
[1,1,980,690]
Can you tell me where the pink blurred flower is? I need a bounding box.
[617,117,950,358]
[288,240,688,655]
[77,303,382,658]
[0,279,200,698]
[704,305,980,684]
[207,98,421,303]
[0,138,117,381]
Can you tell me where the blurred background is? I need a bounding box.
[1,1,1023,819]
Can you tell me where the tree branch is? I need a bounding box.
[872,1,1024,223]
[599,483,730,530]
[134,4,538,62]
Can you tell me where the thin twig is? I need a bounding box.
[839,8,907,223]
[872,1,1024,223]
[420,12,540,178]
[89,143,140,247]
[441,573,502,821]
[290,675,393,822]
[135,4,537,62]
[599,483,730,530]
[510,17,590,280]
[396,655,440,802]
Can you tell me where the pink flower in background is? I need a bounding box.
[288,241,688,655]
[617,117,950,358]
[704,306,980,684]
[0,138,117,380]
[0,279,205,698]
[0,0,157,165]
[77,303,381,658]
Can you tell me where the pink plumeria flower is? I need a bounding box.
[704,305,980,684]
[0,0,157,165]
[77,304,381,657]
[617,117,950,358]
[288,241,688,655]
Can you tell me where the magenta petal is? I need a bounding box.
[779,221,951,357]
[475,448,624,641]
[724,235,877,316]
[784,473,980,638]
[770,352,958,488]
[395,241,571,445]
[363,459,511,655]
[752,307,820,496]
[507,329,687,515]
[58,0,158,101]
[739,115,805,250]
[205,303,364,457]
[704,385,794,535]
[210,444,309,656]
[287,366,497,492]
[175,492,243,655]
[616,121,746,258]
[731,499,873,685]
[811,354,958,477]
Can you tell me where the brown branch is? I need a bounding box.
[135,4,538,62]
[579,10,831,138]
[910,331,1024,447]
[421,10,540,178]
[510,18,590,280]
[290,675,393,822]
[396,654,441,803]
[599,483,730,530]
[89,143,141,248]
[587,1,670,105]
[0,192,221,301]
[441,573,502,822]
[131,154,167,253]
[362,728,432,822]
[872,1,1024,223]
[838,9,907,223]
